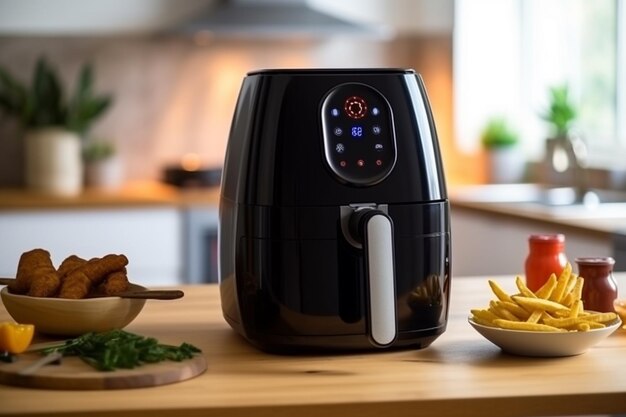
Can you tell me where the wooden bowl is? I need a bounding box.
[0,285,146,336]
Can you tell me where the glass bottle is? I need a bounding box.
[575,257,618,313]
[524,234,568,292]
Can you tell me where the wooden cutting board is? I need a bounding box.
[0,353,207,390]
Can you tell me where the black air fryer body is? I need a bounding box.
[219,69,450,351]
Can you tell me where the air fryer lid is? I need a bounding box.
[221,68,447,207]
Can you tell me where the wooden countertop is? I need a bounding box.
[0,181,220,211]
[2,275,626,417]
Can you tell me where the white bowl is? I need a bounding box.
[468,316,622,357]
[1,285,146,336]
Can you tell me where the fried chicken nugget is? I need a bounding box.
[28,266,62,298]
[97,269,130,296]
[59,254,128,299]
[9,249,50,294]
[57,255,87,278]
[9,249,61,297]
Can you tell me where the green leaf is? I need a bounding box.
[66,64,112,135]
[30,57,65,127]
[0,66,28,116]
[0,57,112,135]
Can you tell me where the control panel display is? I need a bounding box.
[321,83,397,186]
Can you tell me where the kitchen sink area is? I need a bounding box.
[451,183,626,219]
[450,182,626,275]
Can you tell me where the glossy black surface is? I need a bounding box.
[219,69,450,352]
[221,69,446,206]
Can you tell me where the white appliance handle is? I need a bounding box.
[360,211,397,347]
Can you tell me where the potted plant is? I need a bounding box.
[83,139,123,190]
[0,57,112,195]
[540,84,587,188]
[480,116,524,183]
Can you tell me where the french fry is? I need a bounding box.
[512,295,570,314]
[563,273,578,298]
[471,309,499,324]
[549,262,572,303]
[568,299,583,318]
[493,319,564,332]
[543,312,618,329]
[488,280,513,303]
[581,321,606,330]
[515,276,537,298]
[561,276,584,307]
[576,322,590,332]
[497,300,531,320]
[489,300,520,321]
[535,273,557,299]
[526,310,543,323]
[472,316,497,328]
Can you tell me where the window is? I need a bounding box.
[454,0,625,166]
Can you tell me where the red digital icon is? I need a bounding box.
[376,159,383,166]
[344,96,367,119]
[340,160,347,167]
[357,159,365,167]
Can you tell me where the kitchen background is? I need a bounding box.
[0,0,470,185]
[1,0,625,284]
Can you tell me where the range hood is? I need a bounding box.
[178,0,391,39]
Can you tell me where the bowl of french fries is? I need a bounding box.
[469,264,621,357]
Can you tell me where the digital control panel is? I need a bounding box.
[321,83,397,186]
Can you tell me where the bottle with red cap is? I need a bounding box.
[524,234,568,292]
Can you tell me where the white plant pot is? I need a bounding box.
[486,146,525,184]
[25,128,83,196]
[85,156,123,190]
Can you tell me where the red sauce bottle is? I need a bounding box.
[524,234,568,292]
[575,257,618,313]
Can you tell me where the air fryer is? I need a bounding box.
[219,68,450,352]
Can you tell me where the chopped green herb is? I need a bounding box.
[41,330,201,371]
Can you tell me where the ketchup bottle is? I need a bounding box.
[575,257,618,313]
[524,234,568,292]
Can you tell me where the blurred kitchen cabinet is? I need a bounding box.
[451,207,613,277]
[0,208,182,286]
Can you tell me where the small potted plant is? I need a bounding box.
[83,139,123,190]
[480,116,524,183]
[540,84,587,187]
[0,57,112,195]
